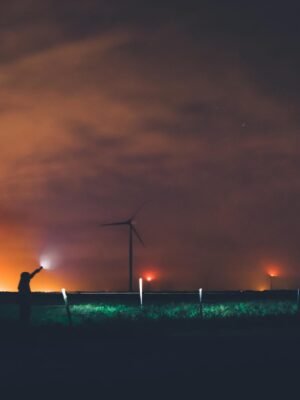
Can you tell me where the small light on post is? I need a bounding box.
[61,288,72,327]
[139,278,143,308]
[62,288,67,302]
[199,288,203,319]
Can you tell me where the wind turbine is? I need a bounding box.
[101,208,145,292]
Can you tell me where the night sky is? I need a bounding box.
[0,1,300,291]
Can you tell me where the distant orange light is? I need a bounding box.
[146,276,153,282]
[266,264,280,278]
[257,286,267,292]
[268,271,278,278]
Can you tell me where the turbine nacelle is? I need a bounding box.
[100,219,144,245]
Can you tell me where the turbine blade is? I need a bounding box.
[132,226,145,246]
[101,221,128,227]
[130,201,147,221]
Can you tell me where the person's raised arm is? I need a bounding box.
[30,266,43,279]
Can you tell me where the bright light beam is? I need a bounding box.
[39,251,60,270]
[39,255,51,270]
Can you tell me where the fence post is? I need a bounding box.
[139,278,143,309]
[199,288,203,319]
[61,288,73,327]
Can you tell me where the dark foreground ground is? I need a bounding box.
[1,318,300,399]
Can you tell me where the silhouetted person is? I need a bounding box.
[18,266,43,326]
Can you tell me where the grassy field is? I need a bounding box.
[0,300,298,327]
[1,299,300,398]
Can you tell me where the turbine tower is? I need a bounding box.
[101,208,145,292]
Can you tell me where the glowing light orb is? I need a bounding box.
[39,252,60,270]
[39,255,52,270]
[146,276,153,282]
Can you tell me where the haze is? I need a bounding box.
[0,1,299,291]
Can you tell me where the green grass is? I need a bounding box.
[0,300,297,326]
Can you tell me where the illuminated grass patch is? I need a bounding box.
[35,300,298,325]
[0,301,297,326]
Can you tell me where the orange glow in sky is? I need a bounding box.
[257,286,267,292]
[144,270,157,282]
[267,266,280,278]
[0,226,66,291]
